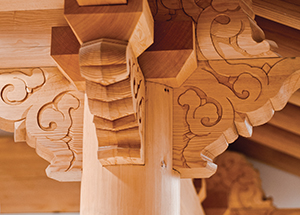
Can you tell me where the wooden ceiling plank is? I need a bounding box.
[0,0,64,12]
[250,124,300,160]
[253,0,300,30]
[289,90,300,107]
[76,0,126,6]
[268,103,300,136]
[229,137,300,178]
[255,16,300,57]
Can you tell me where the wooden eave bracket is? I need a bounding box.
[4,0,300,181]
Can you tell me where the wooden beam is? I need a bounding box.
[256,16,300,57]
[250,124,300,160]
[0,0,64,11]
[0,135,80,213]
[139,20,197,87]
[253,0,300,30]
[181,179,205,215]
[0,9,67,68]
[229,137,300,177]
[76,0,126,6]
[268,103,300,136]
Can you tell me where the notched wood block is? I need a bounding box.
[139,20,197,87]
[51,26,84,88]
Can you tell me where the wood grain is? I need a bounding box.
[65,0,153,56]
[79,39,145,165]
[0,67,83,181]
[173,57,300,178]
[253,0,300,30]
[51,26,83,84]
[181,179,205,215]
[138,20,197,87]
[0,9,67,68]
[0,0,64,11]
[0,135,80,213]
[81,82,181,215]
[76,0,126,6]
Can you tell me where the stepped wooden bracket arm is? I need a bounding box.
[61,0,154,165]
[0,68,84,181]
[140,0,300,178]
[79,39,146,165]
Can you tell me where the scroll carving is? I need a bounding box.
[0,68,83,181]
[173,57,300,178]
[148,0,277,60]
[79,39,145,165]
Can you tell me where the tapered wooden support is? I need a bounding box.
[81,82,181,214]
[80,39,146,165]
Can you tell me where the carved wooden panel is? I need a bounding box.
[173,57,300,178]
[79,39,145,165]
[148,0,277,60]
[0,67,83,181]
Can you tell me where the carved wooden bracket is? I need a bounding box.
[0,68,83,181]
[79,39,145,165]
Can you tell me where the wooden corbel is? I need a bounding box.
[0,67,83,181]
[142,0,300,178]
[50,0,153,165]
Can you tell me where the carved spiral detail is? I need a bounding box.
[0,68,45,105]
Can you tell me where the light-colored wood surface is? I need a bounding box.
[253,0,300,30]
[0,0,64,11]
[65,0,153,57]
[268,103,300,136]
[181,179,205,215]
[250,124,300,160]
[76,0,126,6]
[0,135,80,213]
[0,9,67,68]
[173,57,300,178]
[0,67,83,181]
[79,39,145,165]
[51,26,83,84]
[148,0,277,60]
[255,16,300,57]
[139,20,197,87]
[80,82,181,215]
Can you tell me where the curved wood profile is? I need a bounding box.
[79,39,145,165]
[0,67,83,181]
[141,0,300,178]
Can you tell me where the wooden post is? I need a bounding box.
[81,82,181,214]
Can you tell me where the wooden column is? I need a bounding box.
[81,82,181,214]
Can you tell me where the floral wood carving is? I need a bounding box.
[0,67,83,181]
[79,39,145,165]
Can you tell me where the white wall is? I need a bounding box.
[248,158,300,208]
